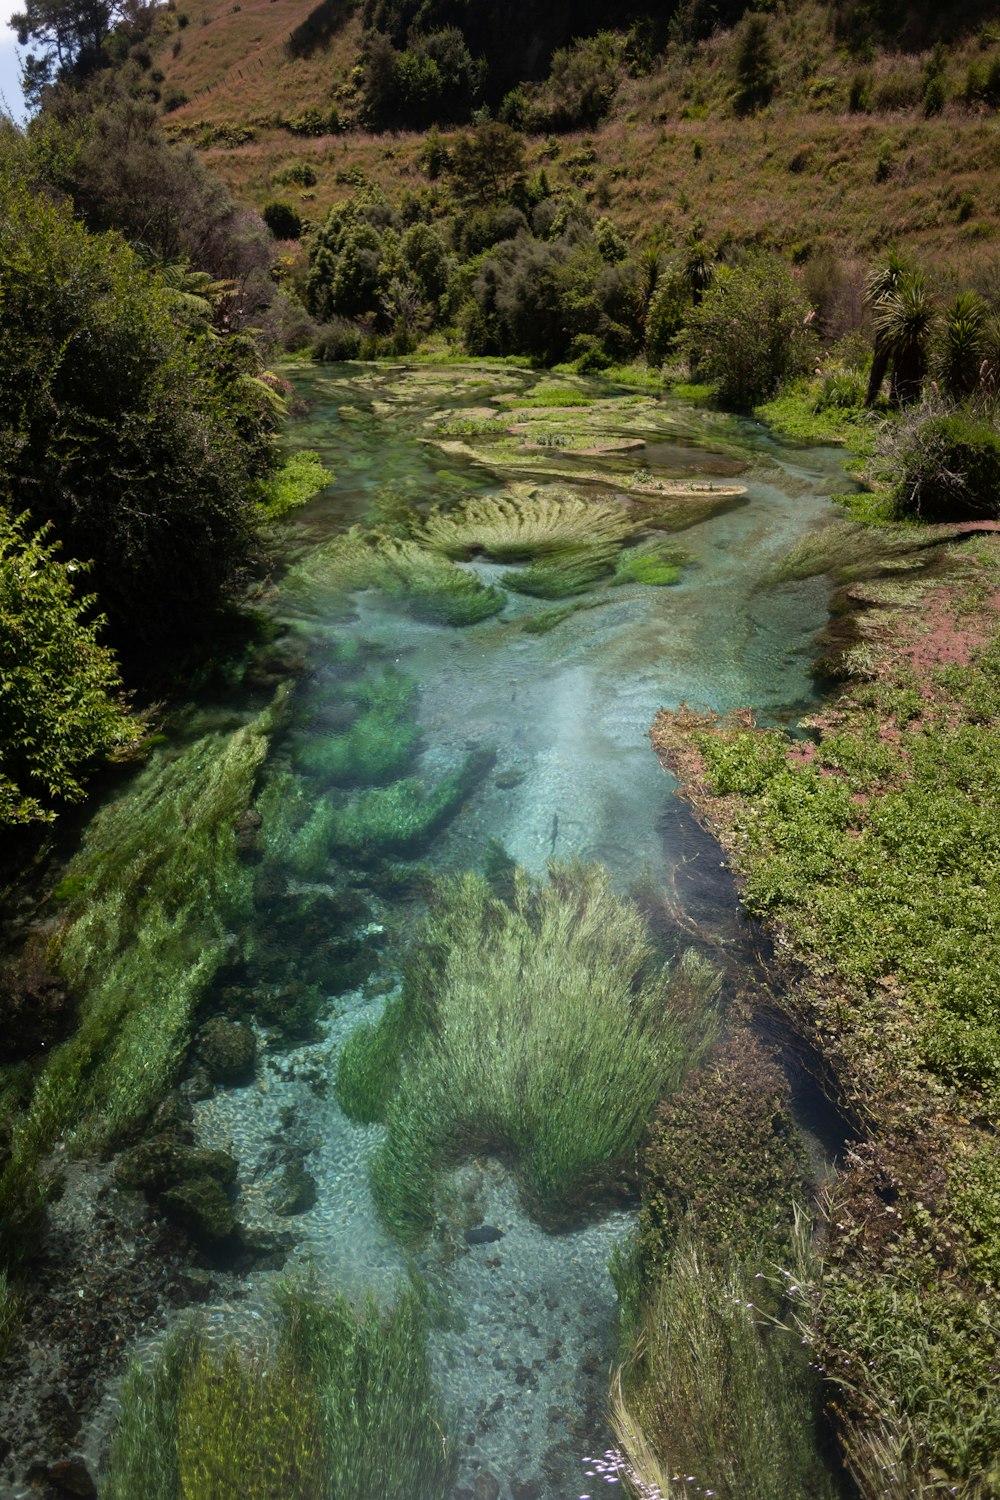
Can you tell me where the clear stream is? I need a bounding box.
[93,362,849,1497]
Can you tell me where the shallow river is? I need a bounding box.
[98,362,849,1497]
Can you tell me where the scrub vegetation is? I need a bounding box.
[337,863,720,1239]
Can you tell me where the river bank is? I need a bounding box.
[652,528,1000,1497]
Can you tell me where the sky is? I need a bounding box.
[0,0,26,122]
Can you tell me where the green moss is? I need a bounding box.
[368,864,720,1241]
[638,1032,808,1279]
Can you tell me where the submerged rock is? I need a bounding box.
[160,1175,236,1242]
[465,1224,504,1245]
[115,1136,238,1194]
[267,1162,318,1217]
[197,1018,256,1084]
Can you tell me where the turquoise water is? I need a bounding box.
[95,363,849,1495]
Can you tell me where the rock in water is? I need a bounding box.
[465,1224,504,1245]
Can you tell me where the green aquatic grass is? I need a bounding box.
[613,541,687,587]
[277,1284,456,1499]
[498,382,592,408]
[103,1286,455,1500]
[294,668,421,786]
[765,519,936,587]
[0,1269,18,1360]
[367,864,720,1241]
[0,707,275,1266]
[503,541,622,598]
[421,487,635,563]
[260,449,333,519]
[615,1233,838,1500]
[309,529,504,626]
[336,994,412,1123]
[329,754,488,856]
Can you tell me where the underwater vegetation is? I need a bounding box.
[293,666,421,786]
[612,1233,838,1500]
[0,706,276,1267]
[421,487,634,562]
[303,528,505,626]
[337,862,720,1241]
[103,1284,455,1500]
[291,484,685,627]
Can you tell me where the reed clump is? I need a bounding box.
[612,1233,838,1500]
[103,1285,455,1500]
[345,863,719,1240]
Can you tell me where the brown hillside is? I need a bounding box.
[154,1,1000,278]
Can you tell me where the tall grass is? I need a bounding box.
[615,1233,839,1500]
[359,864,720,1240]
[103,1287,455,1500]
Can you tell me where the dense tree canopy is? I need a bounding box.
[0,135,278,657]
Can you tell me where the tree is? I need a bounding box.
[733,14,776,115]
[447,120,526,206]
[0,156,277,656]
[870,271,937,406]
[938,291,987,401]
[0,509,137,826]
[682,254,816,408]
[10,0,122,104]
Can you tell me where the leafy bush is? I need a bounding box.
[262,200,303,240]
[682,255,816,409]
[313,318,363,361]
[367,864,720,1239]
[889,408,1000,521]
[0,511,138,827]
[0,162,276,653]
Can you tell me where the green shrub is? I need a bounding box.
[313,319,363,362]
[890,409,1000,521]
[262,200,303,240]
[369,864,720,1240]
[0,510,139,828]
[682,255,816,409]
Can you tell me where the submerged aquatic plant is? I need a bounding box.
[0,705,277,1266]
[304,528,504,626]
[353,863,720,1240]
[421,486,634,562]
[294,667,421,786]
[614,1232,838,1500]
[103,1285,455,1500]
[328,752,490,855]
[613,541,687,588]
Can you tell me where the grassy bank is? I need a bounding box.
[651,532,1000,1497]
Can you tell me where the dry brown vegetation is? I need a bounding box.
[149,0,1000,279]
